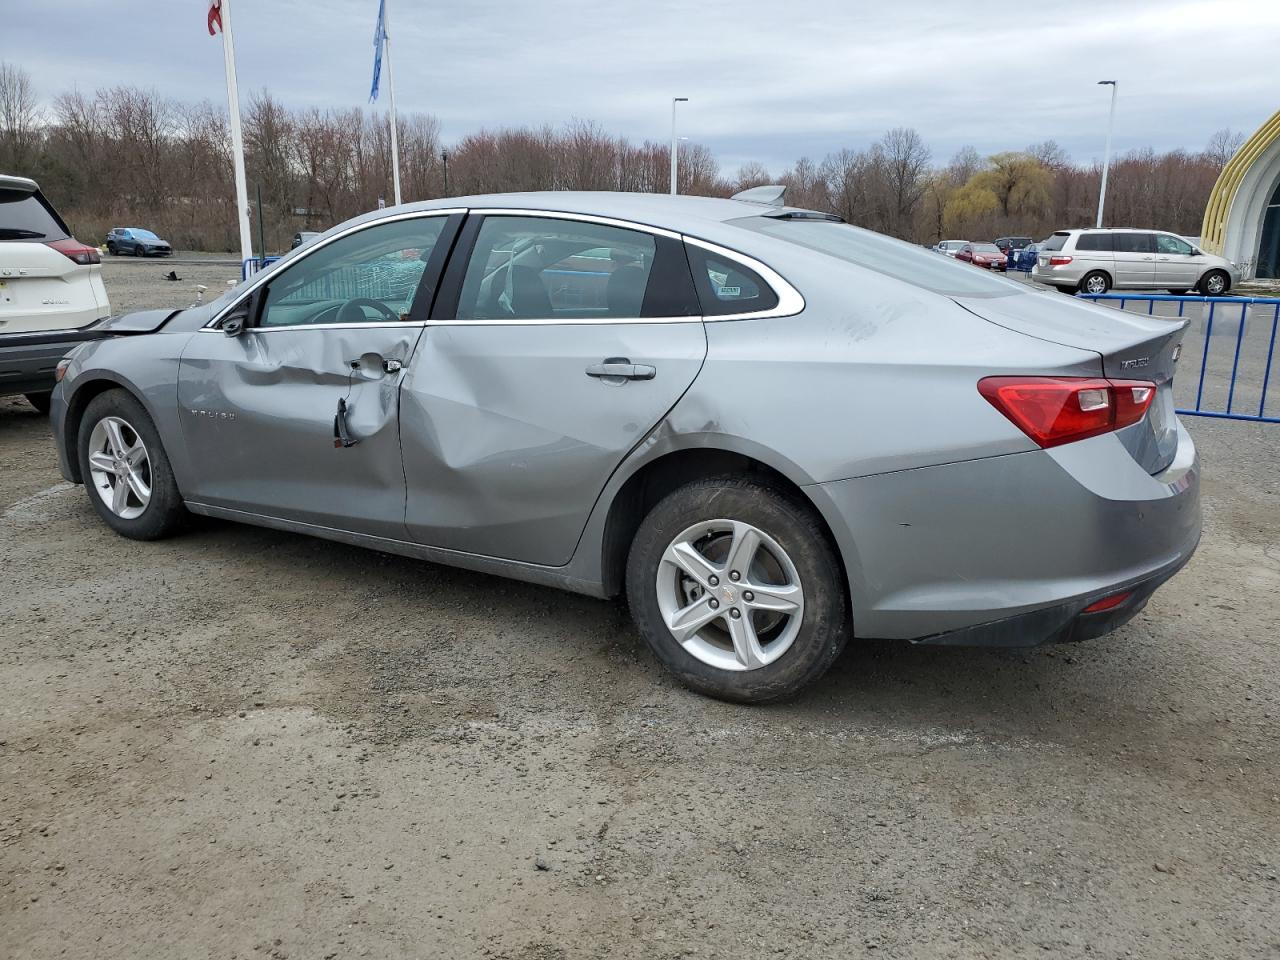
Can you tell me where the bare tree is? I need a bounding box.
[0,61,40,170]
[1203,128,1246,169]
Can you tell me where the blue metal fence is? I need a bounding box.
[241,256,282,280]
[1077,293,1280,424]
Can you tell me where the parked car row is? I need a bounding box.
[934,228,1237,295]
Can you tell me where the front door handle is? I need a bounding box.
[586,357,656,382]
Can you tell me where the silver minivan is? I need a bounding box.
[1032,228,1237,296]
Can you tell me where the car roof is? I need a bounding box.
[378,191,834,236]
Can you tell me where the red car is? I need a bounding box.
[955,242,1008,271]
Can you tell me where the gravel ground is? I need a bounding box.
[1,261,1278,959]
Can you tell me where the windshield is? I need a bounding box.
[734,218,1024,297]
[131,229,160,240]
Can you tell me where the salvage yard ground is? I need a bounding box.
[1,259,1278,959]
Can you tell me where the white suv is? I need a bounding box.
[1031,228,1238,296]
[0,175,110,412]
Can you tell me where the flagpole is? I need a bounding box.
[382,0,402,206]
[218,0,254,264]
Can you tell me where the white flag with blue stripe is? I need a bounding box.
[369,0,387,103]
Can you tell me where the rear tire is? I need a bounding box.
[625,477,849,703]
[1078,271,1111,295]
[77,389,187,540]
[23,392,52,415]
[1199,270,1230,296]
[106,243,117,256]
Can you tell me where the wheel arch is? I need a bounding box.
[1079,268,1114,292]
[595,442,855,615]
[61,374,149,483]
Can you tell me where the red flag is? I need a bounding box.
[207,0,222,35]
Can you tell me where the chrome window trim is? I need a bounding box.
[202,208,467,330]
[426,316,701,327]
[469,208,683,241]
[681,236,805,321]
[197,320,428,334]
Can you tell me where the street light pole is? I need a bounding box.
[1096,80,1117,229]
[670,97,688,195]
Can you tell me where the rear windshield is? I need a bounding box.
[0,188,70,242]
[1040,233,1069,252]
[733,218,1024,297]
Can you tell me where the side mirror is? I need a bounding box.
[222,314,246,337]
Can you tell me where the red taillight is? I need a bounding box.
[1082,591,1132,614]
[1048,255,1073,266]
[977,377,1157,448]
[46,238,101,266]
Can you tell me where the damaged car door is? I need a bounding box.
[177,212,460,538]
[400,212,707,566]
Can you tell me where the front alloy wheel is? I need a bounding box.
[77,388,187,540]
[87,415,152,519]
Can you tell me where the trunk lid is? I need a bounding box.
[953,290,1187,475]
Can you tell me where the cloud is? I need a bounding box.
[5,0,1276,172]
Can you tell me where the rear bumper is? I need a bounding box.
[811,420,1201,644]
[0,328,101,396]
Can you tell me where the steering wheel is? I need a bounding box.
[335,297,400,324]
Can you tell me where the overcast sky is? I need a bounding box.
[5,0,1278,174]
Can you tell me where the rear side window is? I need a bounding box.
[455,216,695,321]
[1075,233,1114,252]
[0,188,70,242]
[1040,233,1069,252]
[685,246,779,316]
[1114,233,1154,253]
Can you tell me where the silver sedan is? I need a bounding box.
[49,191,1200,702]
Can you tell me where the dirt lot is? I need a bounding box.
[2,261,1279,959]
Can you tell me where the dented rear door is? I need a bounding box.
[400,212,706,567]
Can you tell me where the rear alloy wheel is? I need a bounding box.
[1199,270,1230,296]
[77,389,187,540]
[626,477,848,703]
[1079,271,1111,295]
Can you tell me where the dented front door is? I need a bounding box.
[177,324,420,538]
[175,212,456,539]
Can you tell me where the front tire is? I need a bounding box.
[77,389,187,540]
[133,244,145,258]
[1079,271,1111,295]
[625,477,848,703]
[1199,270,1230,296]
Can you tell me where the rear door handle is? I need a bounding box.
[586,357,656,381]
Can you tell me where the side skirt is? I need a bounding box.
[183,501,610,599]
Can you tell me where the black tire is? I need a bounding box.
[133,243,144,258]
[106,243,117,256]
[1199,270,1230,296]
[77,389,187,540]
[625,477,849,704]
[23,392,52,415]
[1168,289,1190,296]
[1078,271,1111,295]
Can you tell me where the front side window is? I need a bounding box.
[1113,233,1155,254]
[1157,234,1193,255]
[456,216,658,321]
[258,216,446,328]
